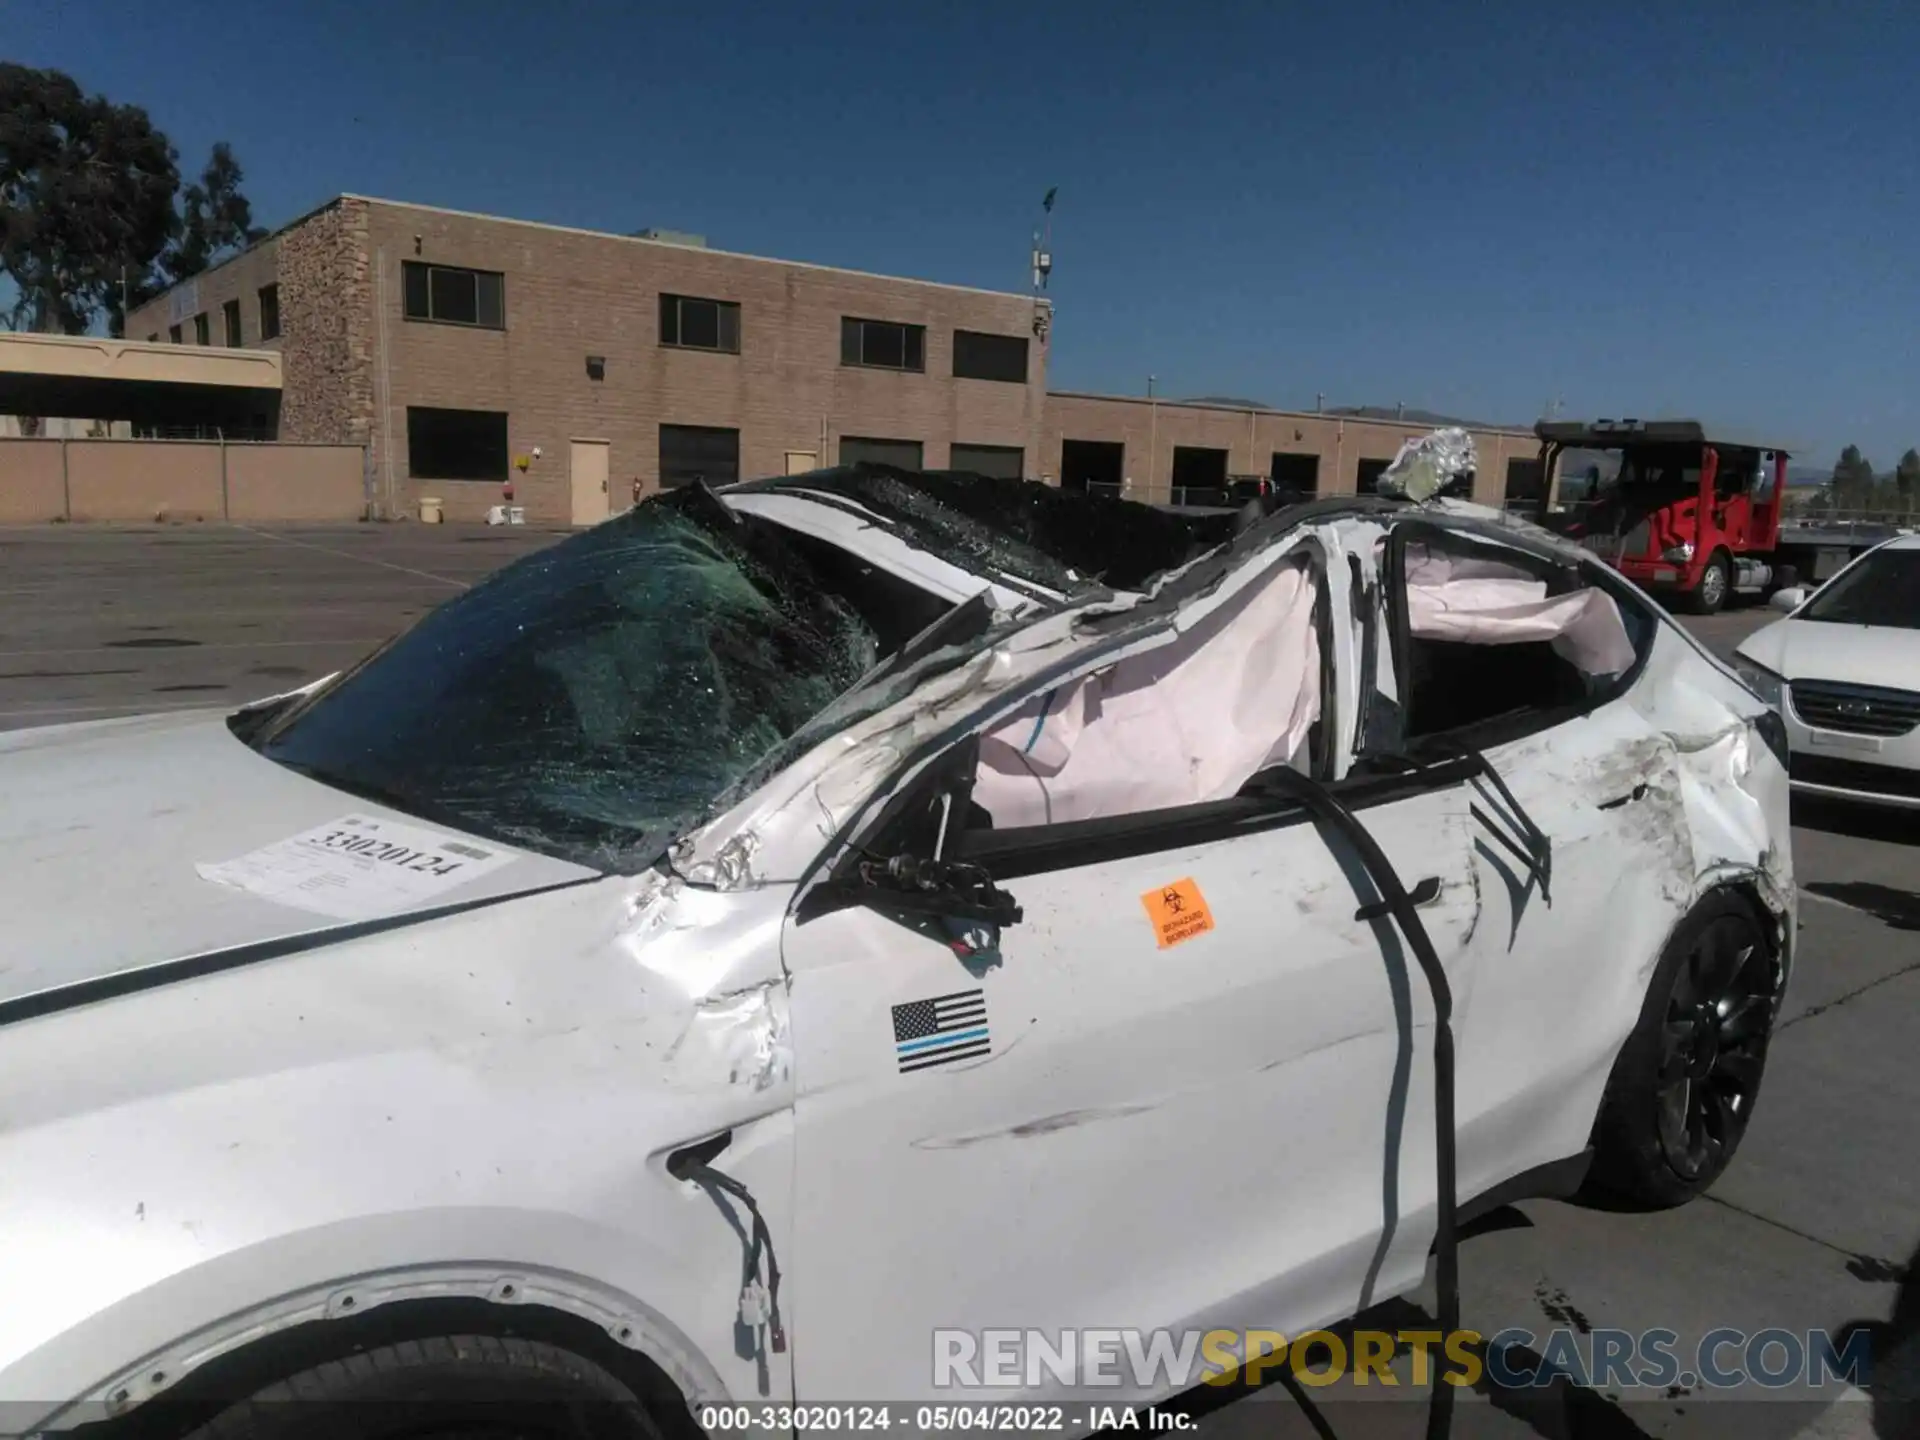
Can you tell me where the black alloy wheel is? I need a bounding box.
[1588,891,1782,1206]
[1653,911,1776,1181]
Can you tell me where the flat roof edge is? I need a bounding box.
[1046,390,1537,437]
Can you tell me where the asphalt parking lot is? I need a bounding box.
[2,522,1915,1439]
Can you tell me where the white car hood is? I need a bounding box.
[0,710,596,1010]
[1737,617,1920,688]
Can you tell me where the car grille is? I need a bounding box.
[1790,753,1920,799]
[1789,679,1920,737]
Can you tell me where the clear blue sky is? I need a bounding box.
[11,0,1918,465]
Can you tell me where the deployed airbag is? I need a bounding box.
[974,562,1321,827]
[1405,542,1636,677]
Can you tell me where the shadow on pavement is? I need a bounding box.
[1804,882,1920,933]
[1833,1238,1919,1438]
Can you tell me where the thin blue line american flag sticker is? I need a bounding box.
[892,989,990,1073]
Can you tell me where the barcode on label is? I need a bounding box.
[441,841,494,860]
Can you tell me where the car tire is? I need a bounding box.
[178,1334,666,1440]
[1586,891,1782,1208]
[1689,551,1732,614]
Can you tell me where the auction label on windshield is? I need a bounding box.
[196,814,520,919]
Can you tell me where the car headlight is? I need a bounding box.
[1733,655,1785,708]
[1661,542,1696,563]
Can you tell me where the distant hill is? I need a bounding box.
[1174,398,1523,429]
[1327,404,1492,428]
[1176,395,1274,410]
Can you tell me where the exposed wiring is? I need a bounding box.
[682,1159,787,1356]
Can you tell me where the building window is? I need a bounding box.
[258,284,281,340]
[193,312,210,346]
[659,424,741,489]
[950,443,1024,479]
[1270,452,1320,496]
[841,317,924,372]
[402,262,505,328]
[407,406,509,480]
[168,323,182,344]
[1059,439,1124,494]
[659,294,740,353]
[840,436,924,471]
[952,330,1029,383]
[1170,445,1228,502]
[223,298,243,347]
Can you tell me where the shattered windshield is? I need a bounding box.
[1800,549,1920,630]
[242,491,891,871]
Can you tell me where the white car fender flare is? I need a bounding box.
[35,1262,727,1432]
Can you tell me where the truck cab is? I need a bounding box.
[1538,418,1790,613]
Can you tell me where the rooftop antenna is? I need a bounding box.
[1030,187,1055,344]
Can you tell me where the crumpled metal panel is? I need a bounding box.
[1378,427,1478,501]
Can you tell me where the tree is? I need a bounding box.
[1898,449,1920,515]
[1830,444,1877,512]
[0,64,264,337]
[0,63,178,333]
[159,142,266,287]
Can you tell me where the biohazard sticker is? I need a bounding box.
[1141,878,1215,949]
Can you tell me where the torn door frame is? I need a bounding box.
[672,514,1352,890]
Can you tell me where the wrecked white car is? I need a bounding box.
[0,465,1792,1437]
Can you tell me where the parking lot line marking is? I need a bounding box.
[229,523,469,588]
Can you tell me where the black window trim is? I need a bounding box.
[257,283,281,341]
[951,328,1029,384]
[405,405,510,482]
[402,261,507,330]
[657,422,742,490]
[841,315,926,373]
[659,292,742,354]
[1359,516,1661,763]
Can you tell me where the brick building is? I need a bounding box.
[126,194,1541,524]
[1043,393,1544,510]
[127,195,1051,524]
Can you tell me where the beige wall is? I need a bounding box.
[0,439,67,522]
[1043,393,1540,507]
[226,445,366,521]
[0,439,365,522]
[67,440,225,521]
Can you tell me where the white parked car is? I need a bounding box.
[0,472,1793,1437]
[1735,533,1920,809]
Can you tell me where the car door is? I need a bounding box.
[1360,520,1692,1204]
[778,539,1487,1403]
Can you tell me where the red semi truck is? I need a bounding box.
[1536,418,1803,614]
